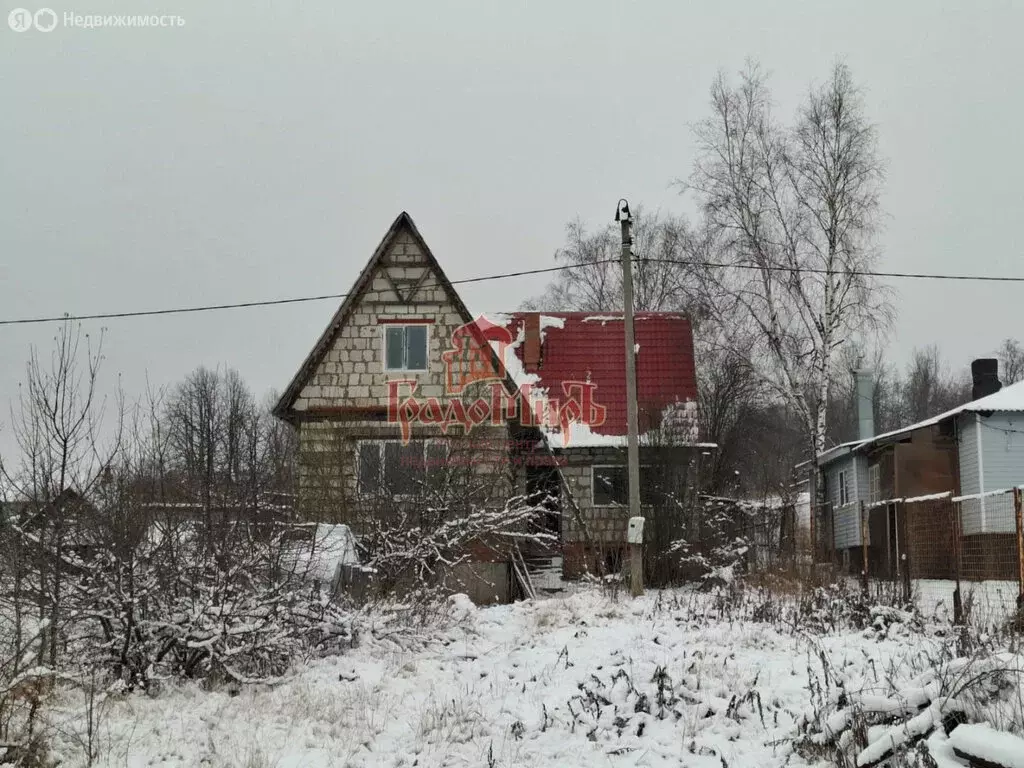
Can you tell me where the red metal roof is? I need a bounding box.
[494,312,698,439]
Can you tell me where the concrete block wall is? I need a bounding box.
[293,230,475,411]
[555,447,632,546]
[297,419,514,530]
[554,446,697,578]
[293,222,517,528]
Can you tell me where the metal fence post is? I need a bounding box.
[860,500,869,595]
[898,501,911,603]
[1014,487,1024,612]
[952,500,963,626]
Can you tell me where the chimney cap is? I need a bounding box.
[971,358,1002,401]
[971,358,999,376]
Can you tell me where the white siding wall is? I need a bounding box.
[826,454,863,549]
[960,497,985,536]
[958,415,981,496]
[854,455,870,509]
[978,412,1023,533]
[834,503,862,549]
[825,456,855,509]
[978,413,1024,488]
[958,412,1022,534]
[958,414,985,533]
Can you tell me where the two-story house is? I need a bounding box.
[273,212,706,601]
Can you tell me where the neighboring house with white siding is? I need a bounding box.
[816,361,1023,577]
[818,446,871,556]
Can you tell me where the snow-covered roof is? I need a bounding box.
[542,418,716,450]
[699,493,804,510]
[478,312,702,449]
[868,379,1024,443]
[814,439,863,466]
[818,380,1024,465]
[288,524,360,582]
[962,379,1024,412]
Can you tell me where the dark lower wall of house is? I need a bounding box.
[554,446,698,540]
[834,545,859,575]
[296,418,514,530]
[562,542,626,580]
[447,562,510,605]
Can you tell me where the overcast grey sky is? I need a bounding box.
[2,0,1023,455]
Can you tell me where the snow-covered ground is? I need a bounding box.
[915,578,1020,629]
[37,586,974,768]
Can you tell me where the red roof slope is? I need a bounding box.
[495,312,698,440]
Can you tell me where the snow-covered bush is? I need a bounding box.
[66,515,357,690]
[667,496,778,586]
[356,493,556,599]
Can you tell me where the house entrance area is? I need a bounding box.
[520,464,566,595]
[867,502,908,580]
[525,464,562,545]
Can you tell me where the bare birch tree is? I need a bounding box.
[528,208,780,495]
[688,61,891,469]
[0,323,120,669]
[524,208,703,315]
[997,338,1024,385]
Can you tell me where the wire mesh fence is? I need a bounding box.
[865,489,1024,623]
[902,494,957,581]
[649,494,805,585]
[957,490,1021,581]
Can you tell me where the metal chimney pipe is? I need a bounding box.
[854,369,875,441]
[971,358,1002,401]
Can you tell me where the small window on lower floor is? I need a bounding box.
[357,439,447,496]
[592,465,665,506]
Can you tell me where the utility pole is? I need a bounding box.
[616,199,643,597]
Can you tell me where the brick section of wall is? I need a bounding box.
[556,447,631,546]
[555,446,697,579]
[297,420,513,534]
[293,231,473,411]
[292,227,516,540]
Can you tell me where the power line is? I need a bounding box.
[451,263,602,286]
[2,257,1024,327]
[0,293,352,326]
[644,258,1024,283]
[0,262,614,327]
